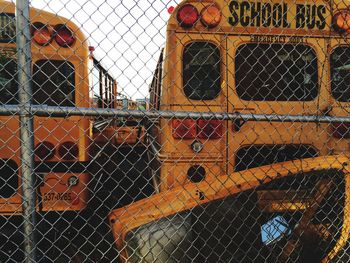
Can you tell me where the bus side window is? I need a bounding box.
[150,49,163,110]
[92,61,102,108]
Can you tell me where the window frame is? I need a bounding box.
[182,41,221,101]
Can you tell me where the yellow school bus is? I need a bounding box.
[109,155,350,262]
[109,0,350,261]
[147,0,350,191]
[0,1,95,260]
[0,0,91,214]
[94,95,145,146]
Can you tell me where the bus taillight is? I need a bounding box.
[32,23,52,46]
[58,141,79,160]
[177,4,199,28]
[200,4,221,28]
[198,119,223,139]
[172,119,223,139]
[54,25,75,47]
[333,10,350,33]
[332,123,350,138]
[172,119,196,139]
[35,141,55,160]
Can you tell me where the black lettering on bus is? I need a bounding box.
[262,3,272,27]
[282,3,291,28]
[289,36,305,43]
[250,2,261,27]
[196,190,205,201]
[296,4,305,28]
[306,5,316,29]
[272,4,282,27]
[228,1,239,26]
[316,5,326,29]
[240,1,250,27]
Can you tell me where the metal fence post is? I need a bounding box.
[16,0,36,261]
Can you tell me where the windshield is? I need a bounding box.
[123,169,343,263]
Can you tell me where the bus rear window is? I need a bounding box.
[33,60,75,106]
[0,58,18,104]
[183,42,221,100]
[331,46,350,102]
[235,44,318,101]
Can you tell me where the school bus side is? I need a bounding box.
[90,60,145,147]
[90,56,118,109]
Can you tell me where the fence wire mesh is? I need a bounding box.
[1,0,350,262]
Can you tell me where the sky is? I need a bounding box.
[27,0,180,99]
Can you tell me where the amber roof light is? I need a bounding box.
[333,10,350,33]
[201,4,222,28]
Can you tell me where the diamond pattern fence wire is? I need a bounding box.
[2,0,350,262]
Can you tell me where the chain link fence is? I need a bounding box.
[1,0,350,262]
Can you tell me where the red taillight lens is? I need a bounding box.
[172,119,196,139]
[177,4,199,28]
[333,10,350,33]
[35,141,55,160]
[198,119,223,139]
[71,193,80,205]
[32,23,51,46]
[58,141,79,160]
[332,122,350,138]
[54,25,75,47]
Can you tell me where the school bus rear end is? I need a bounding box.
[148,0,350,192]
[126,0,350,260]
[0,1,90,214]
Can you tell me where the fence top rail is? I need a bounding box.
[0,104,348,123]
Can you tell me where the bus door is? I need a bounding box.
[225,34,329,174]
[165,33,228,184]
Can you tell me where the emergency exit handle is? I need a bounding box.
[233,118,246,132]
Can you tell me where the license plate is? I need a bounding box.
[43,192,72,202]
